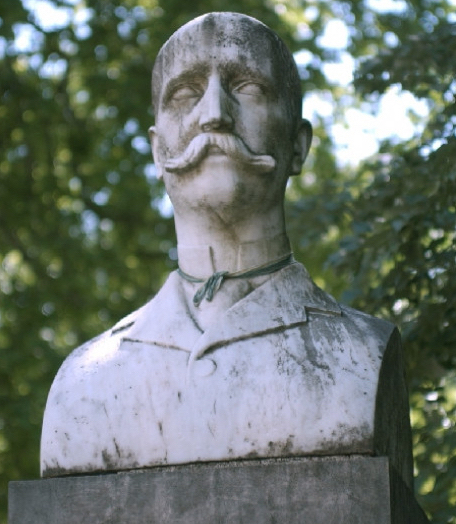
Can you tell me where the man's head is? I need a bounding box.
[149,12,312,216]
[152,13,304,136]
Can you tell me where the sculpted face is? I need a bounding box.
[149,13,311,217]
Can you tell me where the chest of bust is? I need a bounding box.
[51,316,380,473]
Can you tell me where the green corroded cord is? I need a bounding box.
[177,253,295,306]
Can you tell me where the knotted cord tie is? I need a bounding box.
[177,253,295,306]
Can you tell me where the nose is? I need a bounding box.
[198,75,234,132]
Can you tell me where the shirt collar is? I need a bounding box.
[112,263,341,357]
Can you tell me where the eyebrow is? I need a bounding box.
[161,64,210,106]
[221,61,269,80]
[160,59,277,106]
[220,61,277,95]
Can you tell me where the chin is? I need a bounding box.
[167,157,279,215]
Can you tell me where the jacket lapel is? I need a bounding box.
[189,263,341,359]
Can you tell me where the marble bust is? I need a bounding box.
[41,12,413,489]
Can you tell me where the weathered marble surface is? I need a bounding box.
[40,12,413,490]
[41,263,413,486]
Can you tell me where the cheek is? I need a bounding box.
[236,103,292,152]
[155,120,185,157]
[234,109,269,150]
[155,134,170,159]
[267,106,295,152]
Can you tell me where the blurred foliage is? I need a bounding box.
[329,10,456,520]
[411,375,456,523]
[1,0,455,522]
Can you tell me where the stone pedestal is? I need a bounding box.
[9,456,428,524]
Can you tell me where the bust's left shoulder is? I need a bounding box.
[338,302,396,338]
[286,262,398,358]
[336,302,400,363]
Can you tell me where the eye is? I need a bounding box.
[170,85,201,102]
[232,81,266,97]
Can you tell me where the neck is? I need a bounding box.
[174,207,291,277]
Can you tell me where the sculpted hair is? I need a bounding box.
[151,13,303,135]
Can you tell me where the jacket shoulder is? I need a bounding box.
[55,299,152,380]
[339,302,397,346]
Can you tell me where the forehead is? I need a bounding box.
[156,16,277,88]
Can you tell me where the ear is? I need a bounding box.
[148,125,164,180]
[291,119,313,176]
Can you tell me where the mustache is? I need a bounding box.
[163,133,276,174]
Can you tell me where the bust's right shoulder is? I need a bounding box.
[56,300,150,378]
